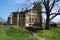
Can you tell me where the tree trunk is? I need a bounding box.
[39,11,42,28]
[45,5,50,30]
[45,15,50,30]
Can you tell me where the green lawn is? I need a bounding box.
[36,27,60,40]
[0,25,60,40]
[0,25,37,40]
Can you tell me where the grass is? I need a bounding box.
[36,27,60,40]
[0,25,60,40]
[0,25,37,40]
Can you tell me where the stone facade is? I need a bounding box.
[7,2,44,27]
[8,11,26,26]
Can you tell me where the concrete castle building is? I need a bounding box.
[7,2,45,27]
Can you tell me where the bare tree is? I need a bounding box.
[40,0,60,29]
[20,0,60,29]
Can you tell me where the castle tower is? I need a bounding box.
[33,2,43,27]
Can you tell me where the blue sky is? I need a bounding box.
[0,0,35,21]
[0,0,60,22]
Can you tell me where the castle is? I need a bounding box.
[7,2,45,27]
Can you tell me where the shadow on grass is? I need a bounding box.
[25,27,43,32]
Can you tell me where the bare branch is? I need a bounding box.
[49,0,55,12]
[47,0,50,5]
[49,0,60,12]
[42,0,46,5]
[50,13,60,21]
[42,11,46,13]
[50,13,57,15]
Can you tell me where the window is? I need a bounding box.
[32,18,34,23]
[35,18,37,22]
[29,24,31,26]
[26,19,28,23]
[32,10,37,13]
[29,18,31,23]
